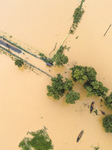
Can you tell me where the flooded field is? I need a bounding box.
[0,0,112,150]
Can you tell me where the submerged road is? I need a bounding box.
[0,40,22,53]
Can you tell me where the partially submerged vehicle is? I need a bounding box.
[46,61,53,67]
[76,130,84,142]
[46,62,52,67]
[90,102,95,113]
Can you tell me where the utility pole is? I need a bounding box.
[103,24,112,36]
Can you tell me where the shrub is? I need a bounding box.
[38,53,47,60]
[103,115,112,133]
[65,90,80,104]
[104,92,112,109]
[83,80,108,97]
[64,78,74,91]
[15,59,24,67]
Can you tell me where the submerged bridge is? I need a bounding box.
[0,39,22,53]
[0,36,52,77]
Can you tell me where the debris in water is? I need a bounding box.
[94,146,100,150]
[76,36,79,39]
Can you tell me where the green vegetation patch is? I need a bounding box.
[15,59,24,67]
[38,53,47,60]
[103,114,112,133]
[18,127,54,150]
[39,46,69,67]
[65,90,80,104]
[104,92,112,110]
[47,74,65,100]
[52,45,68,67]
[64,78,74,91]
[94,109,98,115]
[47,73,80,103]
[94,146,100,150]
[69,0,85,34]
[83,80,108,97]
[70,65,97,83]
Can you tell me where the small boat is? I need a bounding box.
[76,130,84,142]
[90,102,95,113]
[100,110,105,115]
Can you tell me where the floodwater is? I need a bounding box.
[0,0,112,150]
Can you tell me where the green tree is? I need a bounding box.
[103,115,112,133]
[104,92,112,110]
[83,80,108,97]
[38,53,47,60]
[70,65,97,83]
[65,90,80,104]
[47,74,65,100]
[15,59,24,67]
[64,78,74,91]
[52,46,68,67]
[69,0,85,34]
[53,54,68,67]
[47,74,79,103]
[70,65,87,83]
[85,66,97,81]
[18,137,31,150]
[73,1,84,24]
[19,128,53,150]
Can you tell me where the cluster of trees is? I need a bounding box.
[39,0,86,67]
[70,65,97,83]
[47,65,112,133]
[70,65,112,132]
[52,46,68,67]
[83,80,108,97]
[65,90,80,104]
[47,65,111,106]
[69,0,85,34]
[15,59,24,67]
[47,74,80,104]
[18,1,112,149]
[70,65,108,98]
[39,45,69,67]
[19,127,53,150]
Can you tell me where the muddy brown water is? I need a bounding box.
[0,0,112,150]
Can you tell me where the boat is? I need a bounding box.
[100,110,105,115]
[90,102,95,113]
[76,130,84,142]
